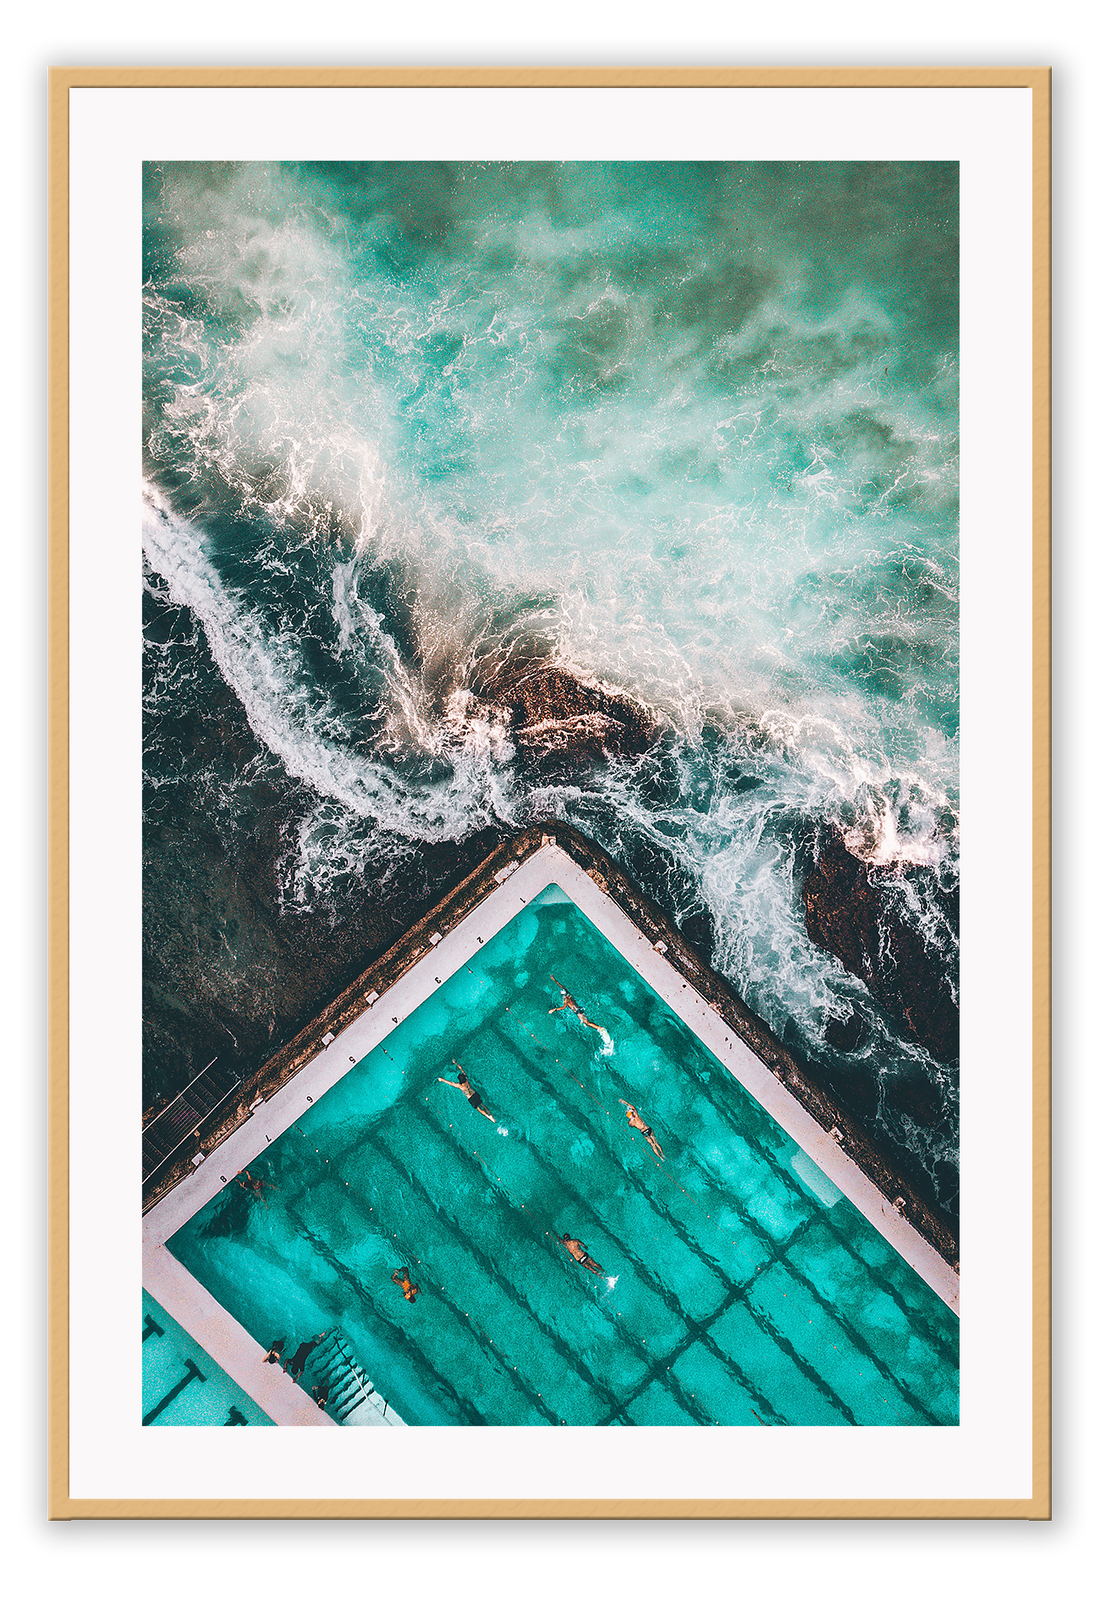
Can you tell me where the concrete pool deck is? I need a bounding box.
[143,824,958,1425]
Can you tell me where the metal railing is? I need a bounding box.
[142,1058,241,1186]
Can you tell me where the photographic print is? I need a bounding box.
[140,156,962,1432]
[52,70,1049,1518]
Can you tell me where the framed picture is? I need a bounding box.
[48,66,1050,1520]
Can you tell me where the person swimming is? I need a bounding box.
[237,1168,275,1203]
[619,1099,665,1160]
[437,1060,496,1121]
[556,1234,605,1276]
[392,1267,420,1303]
[262,1337,286,1365]
[548,975,609,1039]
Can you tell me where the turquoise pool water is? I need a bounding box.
[142,1290,274,1425]
[167,888,959,1426]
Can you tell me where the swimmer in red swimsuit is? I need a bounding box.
[392,1267,420,1303]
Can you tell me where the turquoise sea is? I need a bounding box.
[143,162,959,1218]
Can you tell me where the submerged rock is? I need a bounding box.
[811,1049,881,1119]
[801,826,959,1063]
[824,1008,867,1054]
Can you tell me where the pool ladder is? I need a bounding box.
[308,1333,379,1424]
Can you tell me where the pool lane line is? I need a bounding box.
[292,987,953,1421]
[279,1199,492,1427]
[290,1118,446,1281]
[416,1077,716,1354]
[286,1094,919,1427]
[455,957,956,1331]
[142,1357,207,1425]
[359,1025,629,1251]
[367,1116,661,1419]
[597,1301,794,1430]
[344,1067,670,1388]
[463,963,706,1210]
[367,1039,555,1241]
[498,1009,748,1230]
[441,958,697,1200]
[502,966,772,1223]
[354,1122,622,1425]
[367,1011,951,1402]
[282,1109,590,1387]
[485,1020,742,1302]
[369,1029,947,1388]
[366,980,770,1309]
[292,1109,942,1427]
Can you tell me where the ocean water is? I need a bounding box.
[143,162,959,1217]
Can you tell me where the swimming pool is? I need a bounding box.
[165,884,959,1426]
[142,1290,274,1426]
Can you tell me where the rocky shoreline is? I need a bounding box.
[142,617,663,1119]
[801,825,959,1065]
[143,612,958,1230]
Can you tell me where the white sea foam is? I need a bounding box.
[143,163,961,1187]
[142,482,520,853]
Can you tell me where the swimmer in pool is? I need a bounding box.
[392,1267,420,1303]
[262,1338,286,1365]
[619,1100,665,1160]
[238,1168,275,1203]
[557,1235,605,1276]
[548,975,608,1039]
[437,1060,496,1122]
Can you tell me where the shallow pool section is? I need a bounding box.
[142,1291,274,1426]
[167,888,959,1426]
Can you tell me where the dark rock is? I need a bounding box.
[475,655,659,764]
[824,1009,866,1054]
[933,1156,960,1211]
[822,1061,881,1118]
[890,1072,946,1127]
[142,795,513,1111]
[680,908,716,962]
[801,826,959,1062]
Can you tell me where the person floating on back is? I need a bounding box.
[548,975,609,1039]
[437,1060,496,1121]
[619,1099,665,1160]
[286,1332,327,1380]
[557,1234,605,1276]
[392,1267,420,1303]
